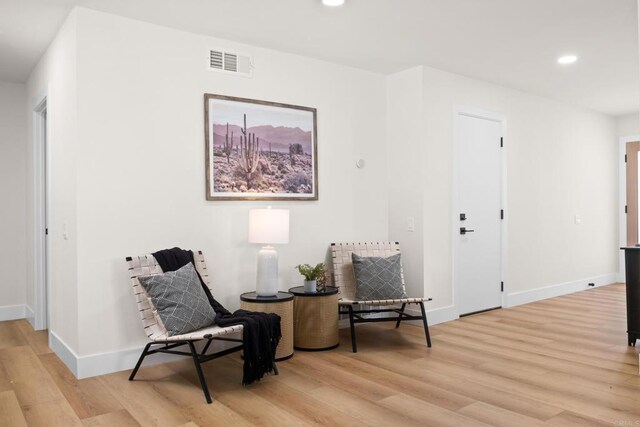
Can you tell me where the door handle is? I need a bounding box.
[460,227,475,235]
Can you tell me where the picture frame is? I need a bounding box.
[204,94,318,201]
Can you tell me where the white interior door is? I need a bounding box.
[455,112,503,316]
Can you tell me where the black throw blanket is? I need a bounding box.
[152,247,281,385]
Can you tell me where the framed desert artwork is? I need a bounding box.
[204,94,318,201]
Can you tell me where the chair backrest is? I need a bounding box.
[125,251,211,340]
[329,242,407,301]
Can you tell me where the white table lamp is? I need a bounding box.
[248,207,290,296]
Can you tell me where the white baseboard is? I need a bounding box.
[49,331,79,377]
[425,304,458,325]
[76,344,186,379]
[504,273,618,308]
[401,304,458,326]
[25,305,35,328]
[49,332,212,379]
[0,304,26,321]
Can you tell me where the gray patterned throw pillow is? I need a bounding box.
[352,253,407,301]
[138,263,215,336]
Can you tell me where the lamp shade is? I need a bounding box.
[248,208,290,244]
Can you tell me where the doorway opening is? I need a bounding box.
[33,95,50,332]
[619,135,640,282]
[625,141,640,245]
[453,106,507,317]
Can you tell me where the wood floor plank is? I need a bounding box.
[457,401,546,427]
[0,345,64,406]
[284,353,399,402]
[21,399,83,427]
[0,390,27,427]
[377,393,492,427]
[545,410,613,426]
[0,358,11,393]
[414,356,637,423]
[81,409,141,427]
[307,385,426,427]
[170,357,310,427]
[39,352,124,419]
[350,350,565,421]
[180,402,254,427]
[0,321,27,350]
[319,351,476,411]
[13,320,51,356]
[98,371,192,427]
[249,378,364,426]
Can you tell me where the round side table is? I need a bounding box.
[240,291,294,361]
[288,286,339,351]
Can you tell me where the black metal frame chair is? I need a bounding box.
[128,337,246,404]
[126,251,277,404]
[330,242,432,352]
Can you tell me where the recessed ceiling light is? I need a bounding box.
[323,0,345,6]
[558,55,578,65]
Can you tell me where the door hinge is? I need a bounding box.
[501,281,504,292]
[500,209,504,220]
[45,228,48,235]
[625,205,628,214]
[500,137,503,148]
[625,154,628,163]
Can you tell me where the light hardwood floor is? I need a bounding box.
[1,284,639,426]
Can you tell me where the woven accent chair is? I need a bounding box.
[330,242,432,352]
[126,251,269,404]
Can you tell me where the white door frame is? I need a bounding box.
[32,90,51,332]
[452,105,508,316]
[619,135,640,283]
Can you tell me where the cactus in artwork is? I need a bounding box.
[289,143,303,166]
[238,113,260,186]
[222,123,234,163]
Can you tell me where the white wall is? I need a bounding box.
[26,10,79,350]
[617,112,640,138]
[386,67,425,298]
[71,9,387,360]
[387,66,618,316]
[0,81,28,319]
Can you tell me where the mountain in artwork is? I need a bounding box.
[213,124,312,153]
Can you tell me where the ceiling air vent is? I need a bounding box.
[209,49,253,77]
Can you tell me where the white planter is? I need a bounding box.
[304,280,317,293]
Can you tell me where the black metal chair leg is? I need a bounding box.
[272,361,279,375]
[188,341,212,404]
[348,305,357,353]
[418,302,432,348]
[129,343,152,381]
[395,303,406,328]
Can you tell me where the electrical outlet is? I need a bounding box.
[574,215,582,225]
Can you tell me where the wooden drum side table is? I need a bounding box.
[288,286,339,351]
[240,291,294,361]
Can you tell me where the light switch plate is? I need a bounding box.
[407,217,415,232]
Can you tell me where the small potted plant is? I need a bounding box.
[295,263,326,293]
